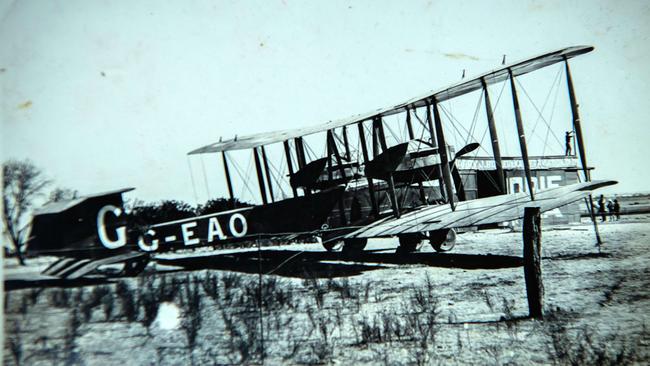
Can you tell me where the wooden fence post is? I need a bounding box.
[523,207,544,318]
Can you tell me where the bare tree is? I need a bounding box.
[2,160,50,265]
[48,187,79,203]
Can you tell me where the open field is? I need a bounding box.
[4,215,650,365]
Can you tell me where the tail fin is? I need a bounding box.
[27,188,134,258]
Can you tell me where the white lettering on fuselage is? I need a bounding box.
[97,204,250,252]
[229,213,248,238]
[181,222,200,245]
[207,217,227,242]
[138,229,159,251]
[97,205,127,249]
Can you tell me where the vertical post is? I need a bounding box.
[509,69,535,201]
[523,207,544,319]
[358,121,379,216]
[256,238,265,361]
[565,58,601,245]
[260,146,275,203]
[221,152,235,203]
[432,98,456,211]
[283,140,298,198]
[482,78,506,194]
[407,107,427,204]
[253,147,268,205]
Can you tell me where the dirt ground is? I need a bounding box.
[4,214,650,365]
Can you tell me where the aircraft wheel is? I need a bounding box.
[430,229,456,252]
[323,241,342,252]
[342,238,367,255]
[396,234,422,254]
[122,256,149,276]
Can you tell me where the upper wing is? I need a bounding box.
[188,46,592,155]
[345,180,616,239]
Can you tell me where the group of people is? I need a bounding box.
[597,195,621,222]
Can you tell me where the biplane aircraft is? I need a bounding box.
[27,45,616,279]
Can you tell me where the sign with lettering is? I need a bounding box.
[455,156,579,171]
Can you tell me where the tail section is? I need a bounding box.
[27,188,135,258]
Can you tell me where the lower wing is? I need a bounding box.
[345,180,616,238]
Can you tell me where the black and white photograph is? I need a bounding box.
[2,1,649,364]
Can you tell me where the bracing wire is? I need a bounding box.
[465,90,485,147]
[439,104,491,156]
[267,157,288,199]
[230,154,256,202]
[528,65,564,138]
[542,66,565,156]
[200,154,212,199]
[186,156,200,207]
[515,78,564,149]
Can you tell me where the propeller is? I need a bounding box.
[450,142,480,202]
[451,142,480,164]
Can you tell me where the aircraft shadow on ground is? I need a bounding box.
[4,277,110,291]
[3,250,525,289]
[155,249,523,279]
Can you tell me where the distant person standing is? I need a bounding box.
[598,195,606,222]
[607,199,615,220]
[565,131,574,156]
[614,199,621,221]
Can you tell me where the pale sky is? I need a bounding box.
[1,0,649,205]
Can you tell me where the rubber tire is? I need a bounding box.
[430,229,457,252]
[396,234,422,254]
[323,241,341,252]
[342,238,367,255]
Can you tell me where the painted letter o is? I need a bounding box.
[229,213,248,238]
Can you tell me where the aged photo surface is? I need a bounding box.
[2,1,649,364]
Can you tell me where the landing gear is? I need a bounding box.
[121,256,150,276]
[322,241,342,252]
[342,238,367,255]
[396,233,423,255]
[429,229,456,252]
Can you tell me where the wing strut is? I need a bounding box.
[425,100,446,201]
[482,77,506,194]
[357,121,379,217]
[432,98,456,211]
[373,117,400,218]
[565,59,590,182]
[342,126,351,161]
[294,137,310,196]
[253,147,269,205]
[327,130,349,225]
[283,140,298,198]
[222,152,235,202]
[565,58,602,244]
[406,107,427,204]
[509,69,535,201]
[260,146,275,203]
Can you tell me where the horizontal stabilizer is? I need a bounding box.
[42,252,148,279]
